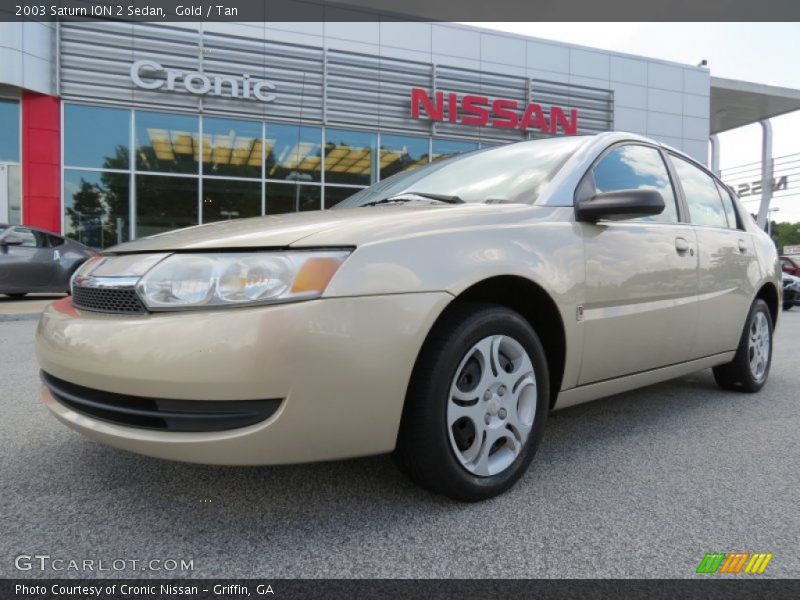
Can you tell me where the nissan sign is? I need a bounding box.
[730,176,789,198]
[410,87,578,135]
[130,60,276,102]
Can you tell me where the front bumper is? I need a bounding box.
[36,293,451,465]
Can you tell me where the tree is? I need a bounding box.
[64,146,131,248]
[65,180,105,247]
[772,221,800,254]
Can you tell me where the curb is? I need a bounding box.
[0,313,41,322]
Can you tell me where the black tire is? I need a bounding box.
[4,293,27,299]
[394,303,550,502]
[712,299,773,393]
[784,302,793,311]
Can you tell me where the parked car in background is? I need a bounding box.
[0,225,97,298]
[36,133,781,501]
[783,272,800,311]
[780,255,800,277]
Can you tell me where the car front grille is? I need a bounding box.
[41,371,283,432]
[72,285,147,314]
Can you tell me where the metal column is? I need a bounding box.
[709,134,720,175]
[755,119,773,230]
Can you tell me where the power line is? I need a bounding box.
[721,160,800,177]
[720,152,800,174]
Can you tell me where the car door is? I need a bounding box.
[669,154,757,357]
[0,227,60,292]
[577,143,699,385]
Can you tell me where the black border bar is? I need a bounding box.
[3,579,800,600]
[1,0,800,22]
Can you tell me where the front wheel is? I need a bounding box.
[395,303,550,502]
[712,299,773,393]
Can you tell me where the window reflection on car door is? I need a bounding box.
[670,155,756,357]
[577,144,700,384]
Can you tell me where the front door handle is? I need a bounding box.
[675,237,690,254]
[738,239,747,254]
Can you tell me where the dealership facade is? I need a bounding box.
[1,20,797,247]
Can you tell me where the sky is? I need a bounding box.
[469,23,800,222]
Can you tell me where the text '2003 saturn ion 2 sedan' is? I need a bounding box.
[36,133,780,501]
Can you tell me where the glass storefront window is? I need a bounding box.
[135,111,199,174]
[379,134,429,179]
[136,175,198,238]
[65,105,130,169]
[202,117,262,179]
[202,178,262,223]
[324,186,363,209]
[0,100,20,162]
[265,182,321,214]
[324,129,376,186]
[431,139,478,162]
[265,124,322,182]
[58,105,515,237]
[63,170,130,248]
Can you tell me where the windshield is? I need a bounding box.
[333,136,587,209]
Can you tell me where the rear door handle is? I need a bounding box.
[675,237,690,254]
[738,239,747,254]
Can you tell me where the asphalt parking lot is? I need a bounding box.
[1,308,798,579]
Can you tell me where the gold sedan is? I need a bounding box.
[36,133,781,501]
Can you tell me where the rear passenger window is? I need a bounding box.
[672,156,728,228]
[590,144,678,223]
[714,181,740,229]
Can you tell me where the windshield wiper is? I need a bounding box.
[362,191,465,207]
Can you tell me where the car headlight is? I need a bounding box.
[136,250,351,311]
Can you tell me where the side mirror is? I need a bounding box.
[575,189,665,223]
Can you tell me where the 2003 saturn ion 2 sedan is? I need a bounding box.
[36,132,781,501]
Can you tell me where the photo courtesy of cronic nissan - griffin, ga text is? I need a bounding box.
[35,132,781,501]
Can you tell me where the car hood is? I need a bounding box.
[107,203,544,253]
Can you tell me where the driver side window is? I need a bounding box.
[590,144,679,223]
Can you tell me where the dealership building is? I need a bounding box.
[2,20,799,247]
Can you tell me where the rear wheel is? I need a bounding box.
[395,303,549,502]
[712,299,773,393]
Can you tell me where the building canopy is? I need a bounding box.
[711,76,800,134]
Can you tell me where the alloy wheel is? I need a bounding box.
[447,335,537,477]
[747,311,770,382]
